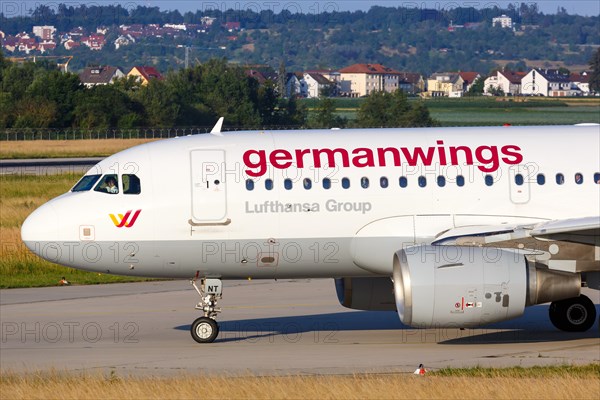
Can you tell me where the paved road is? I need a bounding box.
[0,158,102,175]
[1,279,598,376]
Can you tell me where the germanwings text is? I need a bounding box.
[242,141,523,177]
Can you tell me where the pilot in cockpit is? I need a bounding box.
[105,176,119,194]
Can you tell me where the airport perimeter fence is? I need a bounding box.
[0,126,306,141]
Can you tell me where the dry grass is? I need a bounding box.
[0,174,153,287]
[1,366,599,400]
[0,139,158,159]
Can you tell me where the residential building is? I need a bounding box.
[81,34,106,50]
[338,63,402,97]
[484,70,525,95]
[64,39,80,50]
[38,40,57,53]
[224,22,241,31]
[521,68,577,96]
[285,73,306,98]
[426,73,464,97]
[398,72,425,94]
[571,72,590,95]
[493,15,513,28]
[458,72,481,92]
[303,72,333,98]
[128,66,163,85]
[79,66,125,88]
[114,34,135,50]
[32,26,56,40]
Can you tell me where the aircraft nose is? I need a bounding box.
[21,202,59,251]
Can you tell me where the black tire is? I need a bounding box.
[191,317,219,343]
[549,295,596,332]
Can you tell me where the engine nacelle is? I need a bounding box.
[393,245,581,328]
[335,277,396,311]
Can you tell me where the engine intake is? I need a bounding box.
[393,245,580,328]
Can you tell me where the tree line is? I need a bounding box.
[0,52,437,131]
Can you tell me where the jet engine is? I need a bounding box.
[392,245,581,328]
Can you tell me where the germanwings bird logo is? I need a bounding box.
[109,210,142,228]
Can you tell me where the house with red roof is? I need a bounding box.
[484,70,525,96]
[458,71,481,92]
[127,66,163,85]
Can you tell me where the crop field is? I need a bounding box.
[0,174,153,288]
[1,365,598,400]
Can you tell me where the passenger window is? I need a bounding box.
[556,173,564,185]
[123,174,141,194]
[437,176,446,187]
[537,174,545,185]
[361,177,369,189]
[284,179,293,190]
[574,173,583,185]
[485,175,494,186]
[380,177,388,188]
[72,174,101,192]
[399,176,408,188]
[418,176,426,187]
[303,178,312,190]
[342,178,350,189]
[94,174,119,194]
[515,174,524,186]
[265,179,273,190]
[594,173,600,184]
[323,178,331,189]
[456,175,465,187]
[246,179,254,191]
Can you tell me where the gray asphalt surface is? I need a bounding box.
[1,279,598,376]
[0,158,102,175]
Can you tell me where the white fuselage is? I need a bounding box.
[21,125,600,280]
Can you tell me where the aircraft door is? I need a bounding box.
[508,165,531,204]
[190,149,228,222]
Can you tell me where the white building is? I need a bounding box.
[484,70,524,95]
[492,15,513,29]
[303,73,333,98]
[32,25,56,40]
[521,69,577,97]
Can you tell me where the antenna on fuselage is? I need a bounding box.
[210,117,224,136]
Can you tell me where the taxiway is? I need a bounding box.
[1,279,598,376]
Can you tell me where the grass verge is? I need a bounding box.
[1,365,598,400]
[0,174,154,288]
[0,138,157,159]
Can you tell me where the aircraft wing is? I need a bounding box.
[431,216,600,273]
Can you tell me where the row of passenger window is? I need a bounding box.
[246,172,600,191]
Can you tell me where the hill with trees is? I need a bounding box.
[1,4,598,73]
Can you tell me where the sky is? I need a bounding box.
[2,0,599,17]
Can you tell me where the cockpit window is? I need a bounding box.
[94,174,119,194]
[123,174,141,195]
[72,174,101,192]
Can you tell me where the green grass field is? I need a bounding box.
[302,96,600,127]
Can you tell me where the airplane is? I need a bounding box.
[21,121,600,343]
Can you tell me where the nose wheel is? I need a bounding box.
[191,317,219,343]
[190,277,223,343]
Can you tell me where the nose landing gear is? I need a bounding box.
[190,277,223,343]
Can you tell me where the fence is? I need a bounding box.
[0,126,306,141]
